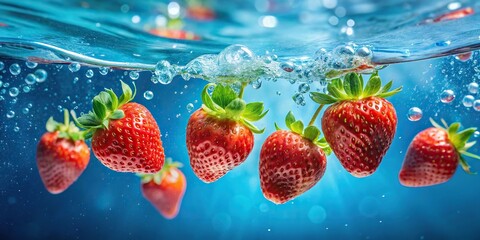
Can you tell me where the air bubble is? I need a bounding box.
[23,86,30,93]
[9,87,19,97]
[474,131,480,138]
[26,61,38,69]
[334,45,355,56]
[25,73,37,85]
[155,60,174,85]
[440,89,455,103]
[217,44,255,68]
[99,67,109,75]
[73,77,79,84]
[9,63,21,75]
[13,126,19,132]
[144,91,154,100]
[186,103,194,112]
[407,107,422,121]
[473,100,480,111]
[298,83,310,93]
[462,95,475,107]
[251,79,262,89]
[129,71,139,80]
[293,93,306,106]
[35,69,48,82]
[86,69,94,78]
[468,82,479,94]
[0,61,4,71]
[356,47,372,58]
[6,110,15,118]
[68,62,81,72]
[22,108,29,114]
[281,62,295,72]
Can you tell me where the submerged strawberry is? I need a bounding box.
[260,112,331,204]
[139,158,186,219]
[399,119,480,187]
[186,83,268,183]
[73,81,165,173]
[36,110,90,194]
[310,72,402,177]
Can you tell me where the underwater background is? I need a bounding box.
[1,0,480,239]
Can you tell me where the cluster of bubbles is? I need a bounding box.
[462,82,480,111]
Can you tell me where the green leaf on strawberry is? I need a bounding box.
[71,80,136,138]
[46,109,85,141]
[201,83,268,134]
[430,118,480,174]
[310,71,402,104]
[276,111,332,155]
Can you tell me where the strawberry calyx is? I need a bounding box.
[430,118,480,174]
[274,111,332,155]
[71,80,136,139]
[46,109,85,141]
[310,71,402,104]
[137,158,183,184]
[201,83,268,134]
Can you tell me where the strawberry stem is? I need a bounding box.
[238,82,247,99]
[308,104,324,126]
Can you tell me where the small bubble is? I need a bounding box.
[356,46,372,58]
[9,87,19,97]
[23,86,31,93]
[99,67,109,75]
[129,71,139,80]
[186,103,194,112]
[462,95,475,107]
[68,62,81,72]
[251,79,262,89]
[6,110,15,118]
[407,107,423,121]
[440,89,455,103]
[0,61,4,70]
[435,40,451,47]
[34,69,48,82]
[0,80,2,87]
[473,100,480,111]
[27,103,33,108]
[3,82,9,88]
[276,91,281,95]
[298,83,310,93]
[73,77,79,84]
[22,107,29,114]
[25,74,37,85]
[217,44,255,67]
[26,61,38,69]
[281,62,295,72]
[474,131,480,138]
[468,82,479,94]
[13,126,19,132]
[144,91,154,100]
[176,113,181,118]
[293,93,306,106]
[9,63,21,75]
[86,69,94,78]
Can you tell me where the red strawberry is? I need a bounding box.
[140,158,186,219]
[399,119,480,187]
[36,110,90,194]
[260,112,331,204]
[186,83,268,183]
[73,81,165,173]
[310,72,402,177]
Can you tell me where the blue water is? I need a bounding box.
[1,0,480,239]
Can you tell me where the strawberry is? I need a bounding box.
[139,158,186,219]
[73,81,165,173]
[36,110,90,194]
[260,112,331,204]
[310,72,402,177]
[399,119,480,187]
[186,83,268,183]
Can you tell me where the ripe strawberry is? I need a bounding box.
[73,81,165,173]
[260,112,331,204]
[139,158,186,219]
[186,83,268,183]
[36,110,90,194]
[310,72,402,177]
[399,119,480,187]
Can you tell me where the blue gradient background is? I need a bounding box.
[1,55,480,239]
